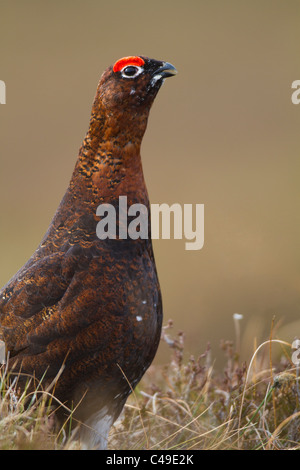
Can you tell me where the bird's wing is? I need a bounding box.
[0,245,86,359]
[0,241,127,380]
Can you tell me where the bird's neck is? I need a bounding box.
[69,107,150,207]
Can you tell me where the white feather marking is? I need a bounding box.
[79,407,114,450]
[150,74,163,86]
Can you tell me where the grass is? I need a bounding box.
[0,318,299,450]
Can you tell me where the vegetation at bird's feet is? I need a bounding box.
[0,364,79,450]
[110,319,300,450]
[0,318,299,450]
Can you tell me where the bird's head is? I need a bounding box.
[93,56,177,120]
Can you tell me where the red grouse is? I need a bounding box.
[0,56,177,449]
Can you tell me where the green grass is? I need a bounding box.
[0,319,299,450]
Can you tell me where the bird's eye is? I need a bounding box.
[121,65,143,78]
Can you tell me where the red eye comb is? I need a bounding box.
[113,56,145,73]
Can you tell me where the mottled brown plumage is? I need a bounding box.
[0,56,176,448]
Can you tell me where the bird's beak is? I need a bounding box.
[153,62,177,79]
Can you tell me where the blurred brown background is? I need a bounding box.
[0,0,300,367]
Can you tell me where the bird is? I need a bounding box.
[0,56,177,449]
